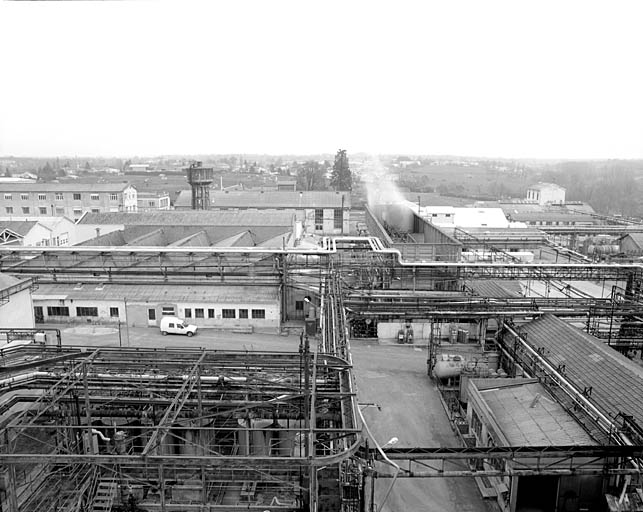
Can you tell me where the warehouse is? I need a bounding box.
[32,282,281,333]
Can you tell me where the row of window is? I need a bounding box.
[184,308,266,319]
[3,193,119,201]
[314,208,344,231]
[5,206,101,215]
[47,306,119,317]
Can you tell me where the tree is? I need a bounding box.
[296,160,327,191]
[330,149,352,191]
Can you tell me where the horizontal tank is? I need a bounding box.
[433,354,465,379]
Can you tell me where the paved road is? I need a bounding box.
[351,340,495,512]
[42,324,494,511]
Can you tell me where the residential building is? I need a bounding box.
[526,182,566,205]
[0,216,121,247]
[174,190,350,235]
[0,273,35,328]
[136,191,171,212]
[0,183,138,221]
[0,221,52,246]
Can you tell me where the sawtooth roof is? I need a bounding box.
[79,210,295,227]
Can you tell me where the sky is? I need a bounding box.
[1,0,642,160]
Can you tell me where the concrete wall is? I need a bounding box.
[1,287,35,328]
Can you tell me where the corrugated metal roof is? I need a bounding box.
[34,283,279,303]
[519,314,643,427]
[175,190,351,209]
[80,210,295,227]
[0,183,132,192]
[476,379,593,446]
[467,280,522,298]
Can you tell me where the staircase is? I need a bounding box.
[92,480,118,512]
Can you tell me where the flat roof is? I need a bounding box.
[473,378,594,446]
[33,283,279,303]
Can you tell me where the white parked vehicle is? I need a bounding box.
[159,316,198,337]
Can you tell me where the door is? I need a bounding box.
[34,306,44,323]
[148,308,157,326]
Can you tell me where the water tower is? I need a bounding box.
[185,161,214,210]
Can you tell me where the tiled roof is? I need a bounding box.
[175,190,351,209]
[519,315,643,427]
[475,379,594,446]
[0,221,39,236]
[79,210,295,227]
[33,283,278,303]
[0,183,133,192]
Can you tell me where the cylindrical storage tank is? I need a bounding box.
[433,354,464,379]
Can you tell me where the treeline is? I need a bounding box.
[540,161,643,217]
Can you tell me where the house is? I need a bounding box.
[526,182,566,205]
[0,216,119,247]
[0,273,35,328]
[0,183,138,221]
[467,378,604,512]
[174,190,350,235]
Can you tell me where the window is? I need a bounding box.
[148,200,156,207]
[252,309,266,319]
[314,209,324,230]
[22,207,30,214]
[76,307,98,317]
[195,308,204,318]
[4,193,11,200]
[47,306,69,316]
[20,193,28,200]
[185,308,192,318]
[110,193,118,201]
[148,309,156,320]
[161,306,175,316]
[334,208,343,229]
[91,208,100,213]
[73,193,81,201]
[55,192,64,201]
[208,308,215,318]
[73,208,82,218]
[38,193,47,201]
[55,207,65,215]
[222,309,236,319]
[110,307,119,317]
[295,301,304,311]
[90,193,99,200]
[5,207,13,214]
[239,309,248,319]
[39,207,47,215]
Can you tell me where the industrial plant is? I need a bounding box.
[3,184,643,512]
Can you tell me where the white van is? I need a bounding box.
[159,316,198,337]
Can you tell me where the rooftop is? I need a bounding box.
[0,221,42,236]
[472,378,594,446]
[33,282,279,303]
[0,183,134,192]
[175,190,351,209]
[519,314,643,427]
[79,210,295,227]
